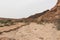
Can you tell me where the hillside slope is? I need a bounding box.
[0,0,60,40]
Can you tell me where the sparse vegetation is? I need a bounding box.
[16,20,24,22]
[0,19,15,27]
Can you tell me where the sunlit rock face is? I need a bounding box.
[0,0,57,18]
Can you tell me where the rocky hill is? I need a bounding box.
[0,0,60,40]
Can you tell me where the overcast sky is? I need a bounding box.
[0,0,57,19]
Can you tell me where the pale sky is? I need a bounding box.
[0,0,57,19]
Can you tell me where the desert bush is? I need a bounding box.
[0,20,9,24]
[0,20,14,26]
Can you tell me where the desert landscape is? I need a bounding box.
[0,0,60,40]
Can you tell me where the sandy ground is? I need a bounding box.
[0,22,25,32]
[0,22,60,40]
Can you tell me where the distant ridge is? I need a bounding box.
[0,0,60,23]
